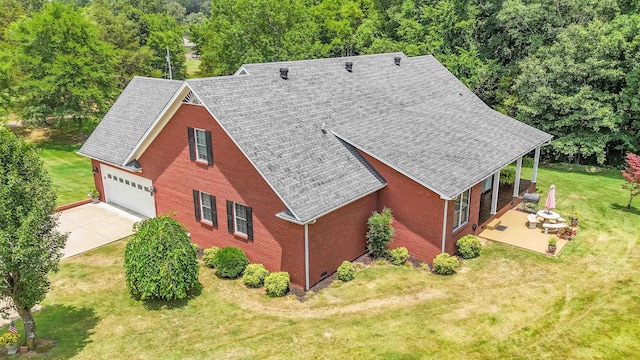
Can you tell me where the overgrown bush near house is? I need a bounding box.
[433,253,460,275]
[366,207,395,258]
[337,261,355,281]
[202,246,219,268]
[500,168,516,185]
[243,264,270,288]
[389,247,410,265]
[124,215,199,300]
[213,247,249,278]
[522,157,534,168]
[264,272,290,297]
[456,235,482,259]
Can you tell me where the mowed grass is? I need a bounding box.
[9,124,94,206]
[15,166,640,359]
[185,58,201,78]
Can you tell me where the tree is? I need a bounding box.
[7,2,116,136]
[140,13,186,79]
[366,207,395,257]
[87,0,156,89]
[199,0,318,76]
[622,153,640,209]
[124,215,199,300]
[513,15,640,164]
[0,127,67,350]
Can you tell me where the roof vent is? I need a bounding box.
[345,61,353,72]
[394,56,401,66]
[279,67,289,80]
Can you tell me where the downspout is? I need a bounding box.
[441,200,449,253]
[304,223,310,291]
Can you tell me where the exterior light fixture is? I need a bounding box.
[92,167,99,175]
[150,186,156,196]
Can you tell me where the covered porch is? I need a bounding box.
[478,210,568,255]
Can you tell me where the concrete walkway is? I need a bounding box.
[1,202,142,327]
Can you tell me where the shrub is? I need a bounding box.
[522,157,534,168]
[124,215,199,300]
[389,247,410,265]
[337,261,355,281]
[202,246,219,268]
[366,207,395,258]
[0,332,19,346]
[456,235,482,259]
[213,247,249,278]
[264,272,290,297]
[499,168,516,185]
[433,253,460,275]
[243,264,270,288]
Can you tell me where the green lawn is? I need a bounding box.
[9,166,640,359]
[9,123,94,206]
[185,58,201,78]
[40,144,93,206]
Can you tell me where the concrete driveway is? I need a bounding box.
[58,202,143,259]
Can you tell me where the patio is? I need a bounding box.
[478,209,568,256]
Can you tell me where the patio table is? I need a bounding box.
[536,210,560,223]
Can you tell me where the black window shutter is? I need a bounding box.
[226,200,234,233]
[246,207,253,240]
[205,130,213,166]
[210,195,218,228]
[187,127,196,161]
[193,189,201,221]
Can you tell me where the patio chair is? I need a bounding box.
[526,214,539,229]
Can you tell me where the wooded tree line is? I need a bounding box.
[1,0,639,164]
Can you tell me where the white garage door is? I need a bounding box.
[100,165,156,218]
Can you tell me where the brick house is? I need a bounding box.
[79,53,552,290]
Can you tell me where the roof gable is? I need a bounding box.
[79,76,183,166]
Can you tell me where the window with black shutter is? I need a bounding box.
[193,190,217,227]
[188,127,213,165]
[226,201,253,240]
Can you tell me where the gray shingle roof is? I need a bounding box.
[78,76,183,166]
[82,54,551,223]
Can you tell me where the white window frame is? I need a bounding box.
[453,188,471,231]
[200,192,213,223]
[234,202,248,235]
[194,128,209,162]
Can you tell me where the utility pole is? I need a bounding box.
[166,47,173,80]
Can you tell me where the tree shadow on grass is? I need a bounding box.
[141,282,203,311]
[34,304,99,358]
[610,203,640,215]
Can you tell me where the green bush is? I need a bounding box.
[243,263,270,288]
[500,168,516,185]
[213,247,249,278]
[337,260,355,281]
[264,272,290,297]
[456,235,482,259]
[389,247,410,265]
[124,215,199,300]
[202,246,219,268]
[522,157,534,168]
[433,253,460,275]
[366,207,396,258]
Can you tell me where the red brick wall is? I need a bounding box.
[308,193,377,286]
[357,151,444,262]
[135,104,306,286]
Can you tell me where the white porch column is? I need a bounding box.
[441,200,449,253]
[513,156,522,197]
[531,146,541,183]
[490,170,500,215]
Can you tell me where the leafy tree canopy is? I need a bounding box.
[0,127,67,350]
